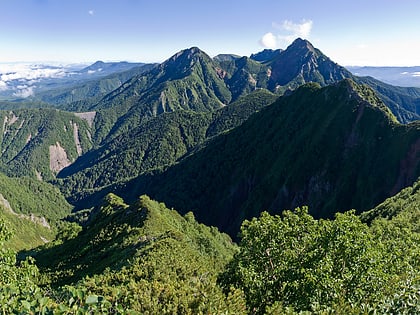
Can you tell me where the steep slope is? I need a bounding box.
[257,38,420,123]
[356,76,420,122]
[250,48,283,63]
[107,79,420,237]
[56,90,277,202]
[30,194,243,313]
[360,176,420,222]
[0,172,72,250]
[90,47,232,143]
[267,38,351,92]
[0,109,92,180]
[218,56,271,101]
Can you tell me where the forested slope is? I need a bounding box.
[106,80,420,236]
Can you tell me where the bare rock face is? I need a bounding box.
[72,122,83,156]
[49,142,70,173]
[74,111,96,127]
[0,193,13,212]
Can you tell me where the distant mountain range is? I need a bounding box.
[349,66,420,87]
[0,61,148,100]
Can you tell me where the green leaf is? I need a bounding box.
[86,295,99,305]
[21,300,31,310]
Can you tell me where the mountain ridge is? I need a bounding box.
[96,79,420,237]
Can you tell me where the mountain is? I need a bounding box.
[56,89,277,202]
[0,172,72,250]
[355,76,420,122]
[213,54,242,62]
[34,63,156,108]
[29,194,242,313]
[267,38,352,92]
[349,66,420,88]
[360,176,420,222]
[2,40,418,194]
[87,47,234,143]
[98,79,420,237]
[0,108,93,180]
[78,61,146,75]
[21,39,417,153]
[0,61,147,102]
[3,39,420,126]
[250,48,283,63]
[248,38,420,123]
[84,47,275,144]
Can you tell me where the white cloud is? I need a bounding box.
[0,63,72,97]
[0,81,8,91]
[88,10,94,16]
[13,86,34,98]
[259,32,277,49]
[279,19,313,39]
[260,19,313,48]
[0,64,67,82]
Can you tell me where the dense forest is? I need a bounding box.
[1,185,420,313]
[0,39,419,313]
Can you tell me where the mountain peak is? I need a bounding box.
[155,46,218,81]
[170,46,209,62]
[268,38,351,90]
[287,38,316,53]
[83,60,106,71]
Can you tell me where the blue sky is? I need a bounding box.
[1,0,420,66]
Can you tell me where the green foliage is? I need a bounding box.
[217,56,271,101]
[109,79,420,237]
[0,194,247,313]
[0,172,72,250]
[89,47,232,144]
[57,89,276,206]
[23,194,246,313]
[1,187,419,313]
[361,177,420,222]
[356,75,420,123]
[220,204,420,314]
[0,173,72,220]
[36,63,155,109]
[0,108,92,180]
